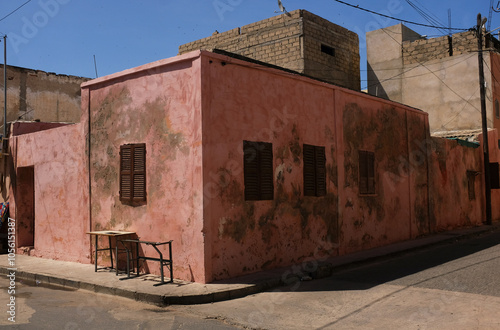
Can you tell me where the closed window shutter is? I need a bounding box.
[244,141,273,201]
[315,146,326,196]
[303,144,316,196]
[120,143,146,203]
[120,145,132,201]
[304,144,326,197]
[244,141,260,200]
[490,162,500,189]
[133,144,146,201]
[260,142,274,200]
[359,150,375,195]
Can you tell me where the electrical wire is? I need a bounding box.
[369,27,482,117]
[361,35,478,90]
[331,0,468,31]
[0,0,32,23]
[404,0,448,35]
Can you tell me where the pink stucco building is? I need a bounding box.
[7,50,500,283]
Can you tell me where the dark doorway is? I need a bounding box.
[17,166,35,247]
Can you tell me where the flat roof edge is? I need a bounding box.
[81,50,203,88]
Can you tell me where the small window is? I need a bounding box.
[243,141,273,200]
[490,162,500,189]
[303,144,326,196]
[467,170,477,200]
[359,150,375,195]
[496,99,500,119]
[120,143,146,204]
[321,44,335,57]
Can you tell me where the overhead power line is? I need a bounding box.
[0,0,32,23]
[332,0,468,31]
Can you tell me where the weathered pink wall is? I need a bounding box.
[11,122,89,263]
[336,92,430,254]
[82,53,206,283]
[201,52,436,281]
[8,50,498,284]
[201,54,340,282]
[486,129,500,221]
[428,138,484,230]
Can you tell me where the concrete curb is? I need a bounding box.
[2,223,499,306]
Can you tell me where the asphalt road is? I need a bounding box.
[0,278,241,329]
[2,229,500,329]
[182,229,500,329]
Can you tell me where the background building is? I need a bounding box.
[366,24,500,135]
[0,64,89,128]
[179,9,360,91]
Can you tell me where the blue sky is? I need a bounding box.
[0,0,498,89]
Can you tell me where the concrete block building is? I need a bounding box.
[0,65,89,127]
[367,24,500,135]
[179,9,360,91]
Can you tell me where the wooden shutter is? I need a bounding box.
[359,151,368,194]
[304,144,326,197]
[244,141,260,200]
[260,142,274,200]
[315,146,326,196]
[367,152,375,194]
[244,141,273,200]
[133,144,146,201]
[303,144,316,196]
[359,150,374,195]
[490,162,500,189]
[120,145,132,201]
[120,143,146,203]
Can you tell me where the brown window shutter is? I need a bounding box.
[244,141,273,201]
[133,144,146,201]
[359,151,368,194]
[315,146,326,196]
[303,144,316,196]
[120,145,132,201]
[260,142,274,200]
[490,162,500,189]
[367,152,375,194]
[120,143,146,203]
[244,141,260,201]
[359,150,375,195]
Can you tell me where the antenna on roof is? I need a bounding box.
[448,9,452,37]
[93,55,98,78]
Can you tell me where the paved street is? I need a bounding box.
[2,229,500,329]
[181,229,500,329]
[0,279,241,329]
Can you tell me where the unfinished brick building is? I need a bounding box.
[0,64,89,128]
[367,24,500,134]
[179,9,360,90]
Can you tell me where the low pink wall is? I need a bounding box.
[429,138,483,230]
[11,123,90,263]
[12,122,70,136]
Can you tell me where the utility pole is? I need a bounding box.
[477,14,492,225]
[3,35,6,141]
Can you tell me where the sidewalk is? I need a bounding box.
[1,223,499,306]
